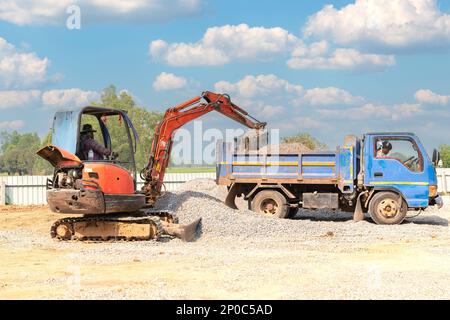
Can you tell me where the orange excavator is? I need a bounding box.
[37,91,265,242]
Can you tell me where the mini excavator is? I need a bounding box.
[37,92,266,242]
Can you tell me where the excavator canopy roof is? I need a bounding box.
[51,106,138,155]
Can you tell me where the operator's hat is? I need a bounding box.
[80,124,97,133]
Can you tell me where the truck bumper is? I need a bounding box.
[430,196,444,209]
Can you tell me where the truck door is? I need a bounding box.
[365,135,429,208]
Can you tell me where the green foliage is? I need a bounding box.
[32,130,53,175]
[439,144,450,167]
[282,133,327,150]
[0,131,42,175]
[166,166,215,173]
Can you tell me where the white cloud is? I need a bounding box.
[415,89,450,105]
[293,117,321,129]
[214,74,303,98]
[150,24,300,66]
[294,87,364,106]
[0,120,25,130]
[153,72,187,91]
[260,105,285,117]
[304,0,450,50]
[150,23,397,71]
[42,88,100,108]
[287,47,395,70]
[214,74,362,107]
[0,37,50,88]
[0,0,204,26]
[0,90,41,109]
[318,103,422,120]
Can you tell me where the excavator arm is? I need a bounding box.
[141,91,266,205]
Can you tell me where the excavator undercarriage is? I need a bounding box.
[50,210,201,242]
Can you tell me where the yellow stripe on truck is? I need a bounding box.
[224,161,336,167]
[302,161,335,166]
[369,181,429,186]
[231,161,298,166]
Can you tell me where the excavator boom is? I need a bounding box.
[141,91,266,205]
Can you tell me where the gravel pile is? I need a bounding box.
[154,178,450,243]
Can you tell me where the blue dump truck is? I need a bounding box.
[217,133,443,225]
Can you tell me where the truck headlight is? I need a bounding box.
[429,185,438,198]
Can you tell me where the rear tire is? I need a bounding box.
[251,190,289,218]
[368,191,407,225]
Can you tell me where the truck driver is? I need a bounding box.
[376,140,392,158]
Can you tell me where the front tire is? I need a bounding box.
[368,191,407,225]
[251,190,289,218]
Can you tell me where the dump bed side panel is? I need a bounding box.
[216,140,357,191]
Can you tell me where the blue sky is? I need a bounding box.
[1,0,450,152]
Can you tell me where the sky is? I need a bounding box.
[1,0,450,153]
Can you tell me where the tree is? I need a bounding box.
[439,144,450,167]
[0,131,41,175]
[282,133,327,150]
[32,130,53,175]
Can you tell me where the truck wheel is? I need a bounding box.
[251,190,289,218]
[368,191,407,225]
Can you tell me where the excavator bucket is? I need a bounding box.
[224,184,239,210]
[162,218,202,242]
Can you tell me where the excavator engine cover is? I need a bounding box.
[47,189,146,215]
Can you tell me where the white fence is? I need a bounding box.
[436,168,450,196]
[1,169,450,206]
[0,172,216,205]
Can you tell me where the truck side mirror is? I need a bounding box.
[432,149,441,166]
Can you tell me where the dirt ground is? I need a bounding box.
[1,199,450,300]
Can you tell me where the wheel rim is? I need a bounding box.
[260,199,278,215]
[377,198,399,219]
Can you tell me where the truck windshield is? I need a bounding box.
[375,138,423,172]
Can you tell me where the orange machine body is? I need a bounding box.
[82,162,135,195]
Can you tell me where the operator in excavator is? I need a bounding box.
[79,124,116,160]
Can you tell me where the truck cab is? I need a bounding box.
[363,133,440,216]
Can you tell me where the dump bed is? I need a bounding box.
[216,138,360,194]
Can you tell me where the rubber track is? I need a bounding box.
[50,211,175,242]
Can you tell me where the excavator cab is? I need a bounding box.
[51,107,139,171]
[38,107,145,215]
